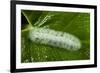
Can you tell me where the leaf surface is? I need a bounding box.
[21,10,90,62]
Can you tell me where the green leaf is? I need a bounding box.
[21,10,90,63]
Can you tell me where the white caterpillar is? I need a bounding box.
[29,27,81,51]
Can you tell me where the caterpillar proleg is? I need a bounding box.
[29,27,81,51]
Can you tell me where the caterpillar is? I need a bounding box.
[29,27,81,51]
